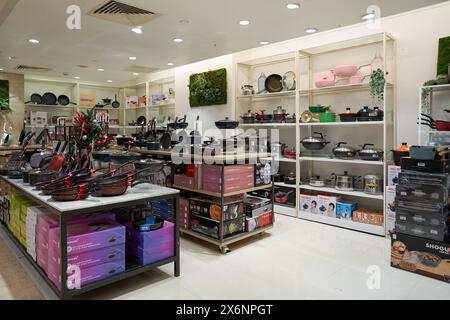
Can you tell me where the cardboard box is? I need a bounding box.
[336,202,358,220]
[300,194,318,214]
[29,111,47,126]
[391,232,450,283]
[388,165,401,186]
[317,195,340,218]
[80,92,96,108]
[386,186,396,239]
[353,209,384,226]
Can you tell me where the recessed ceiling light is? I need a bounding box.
[107,80,113,83]
[129,56,137,60]
[260,41,270,45]
[131,26,143,34]
[305,28,318,34]
[361,12,376,20]
[74,76,80,80]
[239,20,250,26]
[133,73,139,76]
[286,3,300,9]
[0,68,3,71]
[167,63,175,66]
[97,68,105,72]
[173,38,183,43]
[28,39,40,44]
[8,56,16,60]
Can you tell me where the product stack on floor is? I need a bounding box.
[391,158,450,283]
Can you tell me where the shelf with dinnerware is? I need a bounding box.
[296,32,396,236]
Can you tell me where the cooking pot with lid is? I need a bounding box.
[273,106,288,123]
[357,106,384,121]
[364,174,384,195]
[332,142,359,159]
[331,171,361,191]
[358,144,384,161]
[301,132,330,151]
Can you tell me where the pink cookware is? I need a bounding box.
[349,73,370,84]
[315,71,336,88]
[332,64,371,78]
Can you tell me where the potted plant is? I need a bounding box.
[369,69,385,102]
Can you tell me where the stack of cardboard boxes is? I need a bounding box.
[391,158,450,283]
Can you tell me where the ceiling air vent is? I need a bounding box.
[15,65,52,73]
[88,1,160,26]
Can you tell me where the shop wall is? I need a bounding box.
[232,2,450,145]
[174,54,234,138]
[0,72,24,141]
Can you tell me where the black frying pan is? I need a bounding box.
[112,94,120,109]
[265,74,283,93]
[26,93,42,105]
[58,95,77,106]
[42,92,57,105]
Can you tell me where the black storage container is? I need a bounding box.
[401,158,450,174]
[396,185,449,205]
[190,215,245,240]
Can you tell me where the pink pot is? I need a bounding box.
[349,73,370,84]
[315,71,336,88]
[332,65,359,77]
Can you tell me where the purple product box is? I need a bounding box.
[127,242,174,266]
[49,219,126,255]
[48,244,126,270]
[125,221,174,249]
[48,260,126,291]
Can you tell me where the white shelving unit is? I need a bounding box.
[234,33,396,237]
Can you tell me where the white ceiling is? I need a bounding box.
[0,0,444,82]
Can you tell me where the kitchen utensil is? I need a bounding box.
[102,98,112,105]
[309,105,329,114]
[258,73,267,93]
[26,93,43,105]
[358,144,384,161]
[364,174,384,194]
[315,71,336,88]
[47,141,68,172]
[57,95,76,106]
[319,112,337,123]
[357,106,384,121]
[300,110,319,123]
[112,95,120,109]
[421,114,450,131]
[133,159,165,172]
[392,143,410,166]
[136,116,147,126]
[282,71,296,90]
[275,190,294,203]
[241,110,256,124]
[215,118,240,130]
[109,151,144,165]
[301,132,330,150]
[332,142,359,159]
[282,148,296,159]
[332,64,371,77]
[255,110,273,123]
[42,92,57,105]
[332,171,361,191]
[7,171,23,180]
[265,74,283,93]
[409,146,437,160]
[160,124,172,150]
[241,85,255,96]
[273,106,288,123]
[284,172,296,185]
[349,73,369,84]
[308,176,327,187]
[273,173,284,183]
[339,108,358,122]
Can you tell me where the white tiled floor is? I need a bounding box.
[1,214,449,300]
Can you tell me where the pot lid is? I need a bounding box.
[333,142,357,152]
[273,106,287,115]
[216,117,238,123]
[364,174,382,179]
[301,132,326,143]
[286,172,296,178]
[359,144,384,154]
[394,143,410,152]
[242,110,254,117]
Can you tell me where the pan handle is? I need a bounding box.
[421,114,434,122]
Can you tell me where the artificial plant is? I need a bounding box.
[71,109,111,151]
[369,68,385,102]
[0,97,12,113]
[189,68,227,107]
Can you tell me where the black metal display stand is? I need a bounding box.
[0,176,180,300]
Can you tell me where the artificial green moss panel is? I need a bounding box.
[189,68,227,107]
[437,36,450,76]
[0,80,9,110]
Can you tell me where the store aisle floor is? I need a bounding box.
[1,215,449,300]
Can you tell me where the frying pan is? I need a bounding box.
[265,74,283,93]
[57,95,77,106]
[42,92,57,105]
[160,122,173,150]
[421,114,450,131]
[144,119,157,141]
[112,94,120,109]
[26,93,43,105]
[275,190,294,203]
[48,141,68,171]
[137,116,147,126]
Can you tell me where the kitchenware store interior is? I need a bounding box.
[0,0,449,301]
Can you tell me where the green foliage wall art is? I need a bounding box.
[0,80,11,113]
[189,68,227,107]
[437,36,450,76]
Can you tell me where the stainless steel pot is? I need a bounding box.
[308,176,326,187]
[332,171,360,191]
[273,106,288,122]
[358,144,384,161]
[364,174,384,194]
[332,142,359,159]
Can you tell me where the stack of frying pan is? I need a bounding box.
[26,92,77,106]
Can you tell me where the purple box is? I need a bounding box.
[49,219,126,255]
[37,246,48,274]
[48,260,126,291]
[48,244,126,269]
[126,221,174,248]
[127,242,174,266]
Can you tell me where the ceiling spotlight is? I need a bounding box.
[133,73,139,76]
[131,26,143,34]
[97,68,105,72]
[239,20,250,26]
[28,39,40,44]
[8,56,16,60]
[167,63,175,66]
[74,76,80,80]
[305,28,318,34]
[0,68,3,71]
[107,80,113,83]
[260,41,270,45]
[361,12,376,20]
[129,56,137,60]
[173,38,183,43]
[286,3,300,9]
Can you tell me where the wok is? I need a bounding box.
[215,118,240,130]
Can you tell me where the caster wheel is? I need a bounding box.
[220,246,231,254]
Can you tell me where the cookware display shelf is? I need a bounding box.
[234,33,396,236]
[418,84,450,145]
[0,176,180,300]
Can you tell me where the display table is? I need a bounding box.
[0,176,180,300]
